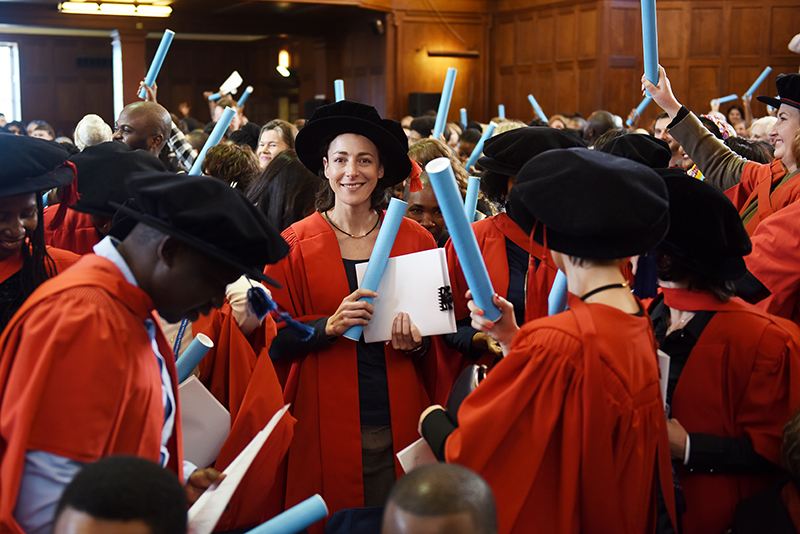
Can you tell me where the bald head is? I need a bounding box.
[381,464,497,534]
[113,102,171,156]
[584,110,616,147]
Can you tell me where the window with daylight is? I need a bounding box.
[0,42,21,122]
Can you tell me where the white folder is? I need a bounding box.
[178,376,231,468]
[357,248,457,344]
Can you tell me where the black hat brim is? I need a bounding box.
[476,156,518,176]
[110,202,283,289]
[756,95,800,112]
[4,164,75,197]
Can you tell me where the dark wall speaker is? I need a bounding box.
[408,93,441,118]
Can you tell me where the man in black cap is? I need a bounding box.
[649,170,800,534]
[421,149,676,534]
[0,173,288,534]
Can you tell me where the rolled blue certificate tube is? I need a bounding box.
[138,29,175,99]
[343,198,408,341]
[246,495,328,534]
[626,95,653,126]
[237,86,253,107]
[188,106,235,176]
[426,158,501,322]
[641,0,659,92]
[498,104,505,119]
[745,67,772,97]
[715,94,738,105]
[464,176,480,222]
[460,108,467,126]
[334,79,345,102]
[527,94,547,122]
[176,333,214,383]
[432,68,458,141]
[547,270,568,316]
[208,92,221,101]
[465,122,497,171]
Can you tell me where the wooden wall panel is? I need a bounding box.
[517,16,536,65]
[689,7,724,57]
[490,0,800,126]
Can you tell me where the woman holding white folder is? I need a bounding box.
[264,100,436,531]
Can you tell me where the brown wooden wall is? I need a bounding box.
[0,33,115,137]
[489,0,800,126]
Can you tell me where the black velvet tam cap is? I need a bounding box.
[657,168,751,280]
[477,127,586,176]
[69,141,165,217]
[295,100,411,186]
[597,134,671,169]
[508,148,669,259]
[757,73,800,112]
[0,133,75,196]
[112,172,289,287]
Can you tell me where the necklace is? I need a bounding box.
[324,210,380,238]
[666,311,695,335]
[579,281,630,301]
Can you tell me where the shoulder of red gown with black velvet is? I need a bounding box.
[0,253,183,534]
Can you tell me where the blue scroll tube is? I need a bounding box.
[745,67,772,97]
[237,86,253,107]
[246,495,328,534]
[641,0,659,94]
[432,68,458,141]
[626,95,653,126]
[464,176,480,222]
[498,104,505,119]
[138,29,175,99]
[188,107,236,176]
[713,94,738,106]
[176,334,214,383]
[343,198,408,341]
[527,94,548,122]
[460,108,468,127]
[207,92,221,101]
[465,122,497,171]
[426,158,501,322]
[334,80,345,102]
[547,270,569,316]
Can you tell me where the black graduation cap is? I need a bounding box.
[657,168,751,280]
[597,134,672,169]
[477,127,586,176]
[0,133,75,195]
[508,148,670,259]
[112,172,289,287]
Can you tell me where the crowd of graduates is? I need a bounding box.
[0,57,799,534]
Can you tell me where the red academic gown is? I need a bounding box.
[0,246,79,286]
[437,213,558,402]
[43,205,101,256]
[264,212,435,532]
[743,198,800,325]
[192,305,295,530]
[659,289,800,534]
[0,254,183,534]
[724,160,800,236]
[444,295,676,534]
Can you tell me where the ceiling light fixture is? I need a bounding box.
[58,1,172,17]
[276,49,290,77]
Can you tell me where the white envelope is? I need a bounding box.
[357,248,457,343]
[178,376,231,469]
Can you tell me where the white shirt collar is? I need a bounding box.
[92,236,139,288]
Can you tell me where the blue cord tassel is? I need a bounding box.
[632,251,659,299]
[247,286,314,341]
